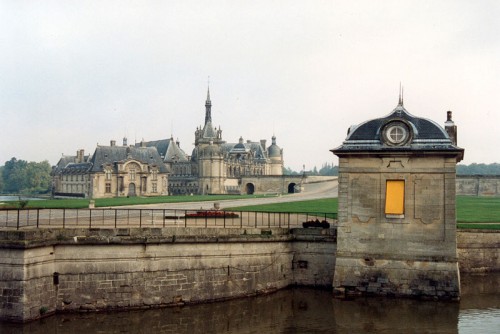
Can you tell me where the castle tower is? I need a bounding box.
[331,95,464,300]
[267,135,284,175]
[196,87,226,194]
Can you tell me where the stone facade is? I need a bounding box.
[331,97,464,300]
[51,88,299,198]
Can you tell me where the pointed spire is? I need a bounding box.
[204,80,212,125]
[398,83,404,106]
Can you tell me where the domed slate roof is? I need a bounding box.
[268,135,281,158]
[332,101,464,160]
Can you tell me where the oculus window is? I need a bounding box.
[385,180,405,218]
[382,120,412,146]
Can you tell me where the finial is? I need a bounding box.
[398,83,404,106]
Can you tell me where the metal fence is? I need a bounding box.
[0,208,337,230]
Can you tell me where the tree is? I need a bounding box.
[457,163,500,175]
[1,158,52,194]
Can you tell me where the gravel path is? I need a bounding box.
[115,178,338,210]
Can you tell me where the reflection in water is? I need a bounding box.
[1,273,498,334]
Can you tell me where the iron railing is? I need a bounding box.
[0,208,337,230]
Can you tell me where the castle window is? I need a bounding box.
[152,183,157,193]
[152,169,158,181]
[130,168,136,181]
[105,169,112,180]
[105,183,111,193]
[385,180,405,217]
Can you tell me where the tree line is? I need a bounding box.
[285,162,500,177]
[284,162,339,176]
[0,158,52,194]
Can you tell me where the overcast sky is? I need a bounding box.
[1,1,499,171]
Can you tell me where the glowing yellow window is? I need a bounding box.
[385,180,405,216]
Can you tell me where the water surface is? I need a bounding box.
[1,273,498,333]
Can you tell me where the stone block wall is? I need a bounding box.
[457,230,500,272]
[0,227,336,322]
[456,176,500,196]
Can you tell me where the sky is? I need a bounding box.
[1,0,499,172]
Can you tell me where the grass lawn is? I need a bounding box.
[229,198,338,215]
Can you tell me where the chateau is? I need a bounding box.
[52,89,299,198]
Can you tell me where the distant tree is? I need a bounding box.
[283,166,300,175]
[25,160,52,193]
[1,158,52,194]
[318,162,338,176]
[457,163,500,175]
[0,166,3,193]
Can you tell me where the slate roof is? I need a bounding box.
[59,162,93,175]
[221,140,269,162]
[138,138,189,163]
[267,135,281,158]
[52,155,90,175]
[332,103,464,160]
[89,145,168,172]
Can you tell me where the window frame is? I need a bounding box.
[385,179,405,218]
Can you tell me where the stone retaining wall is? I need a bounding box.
[0,227,336,323]
[457,230,500,272]
[0,227,497,323]
[456,176,500,196]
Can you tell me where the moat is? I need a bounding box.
[1,272,498,334]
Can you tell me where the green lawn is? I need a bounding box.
[456,196,500,223]
[229,198,338,218]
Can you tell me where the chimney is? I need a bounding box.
[123,137,128,146]
[110,140,116,147]
[444,111,458,145]
[76,149,84,163]
[260,139,267,148]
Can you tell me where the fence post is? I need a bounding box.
[163,209,166,227]
[89,209,92,228]
[140,209,142,228]
[151,209,154,226]
[16,210,20,230]
[63,208,66,229]
[254,212,257,228]
[36,209,40,228]
[184,210,187,227]
[115,209,118,228]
